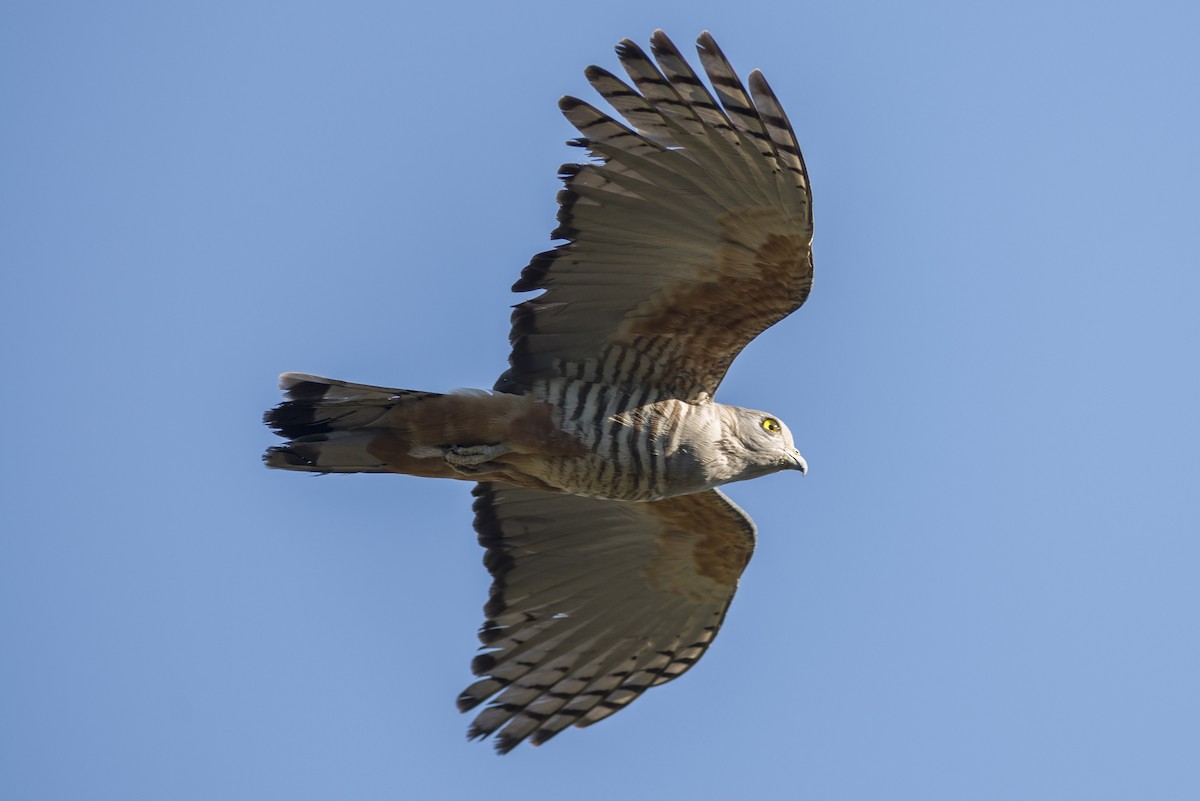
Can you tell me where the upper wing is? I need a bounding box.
[500,31,813,400]
[459,482,756,753]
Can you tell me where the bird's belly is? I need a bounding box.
[517,436,715,503]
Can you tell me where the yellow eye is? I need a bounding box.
[761,418,781,433]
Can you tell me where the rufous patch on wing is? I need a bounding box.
[616,207,812,397]
[642,491,755,601]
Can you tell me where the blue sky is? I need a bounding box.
[3,1,1198,798]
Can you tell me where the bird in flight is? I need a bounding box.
[264,30,814,753]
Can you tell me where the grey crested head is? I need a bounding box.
[716,405,808,483]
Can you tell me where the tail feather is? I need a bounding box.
[263,373,566,479]
[264,373,455,475]
[266,373,444,440]
[264,432,397,473]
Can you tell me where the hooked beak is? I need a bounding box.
[788,450,808,475]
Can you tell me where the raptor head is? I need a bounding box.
[722,406,808,481]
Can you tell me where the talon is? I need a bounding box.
[445,443,508,468]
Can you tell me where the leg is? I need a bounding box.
[444,443,510,472]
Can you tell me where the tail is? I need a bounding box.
[263,373,553,479]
